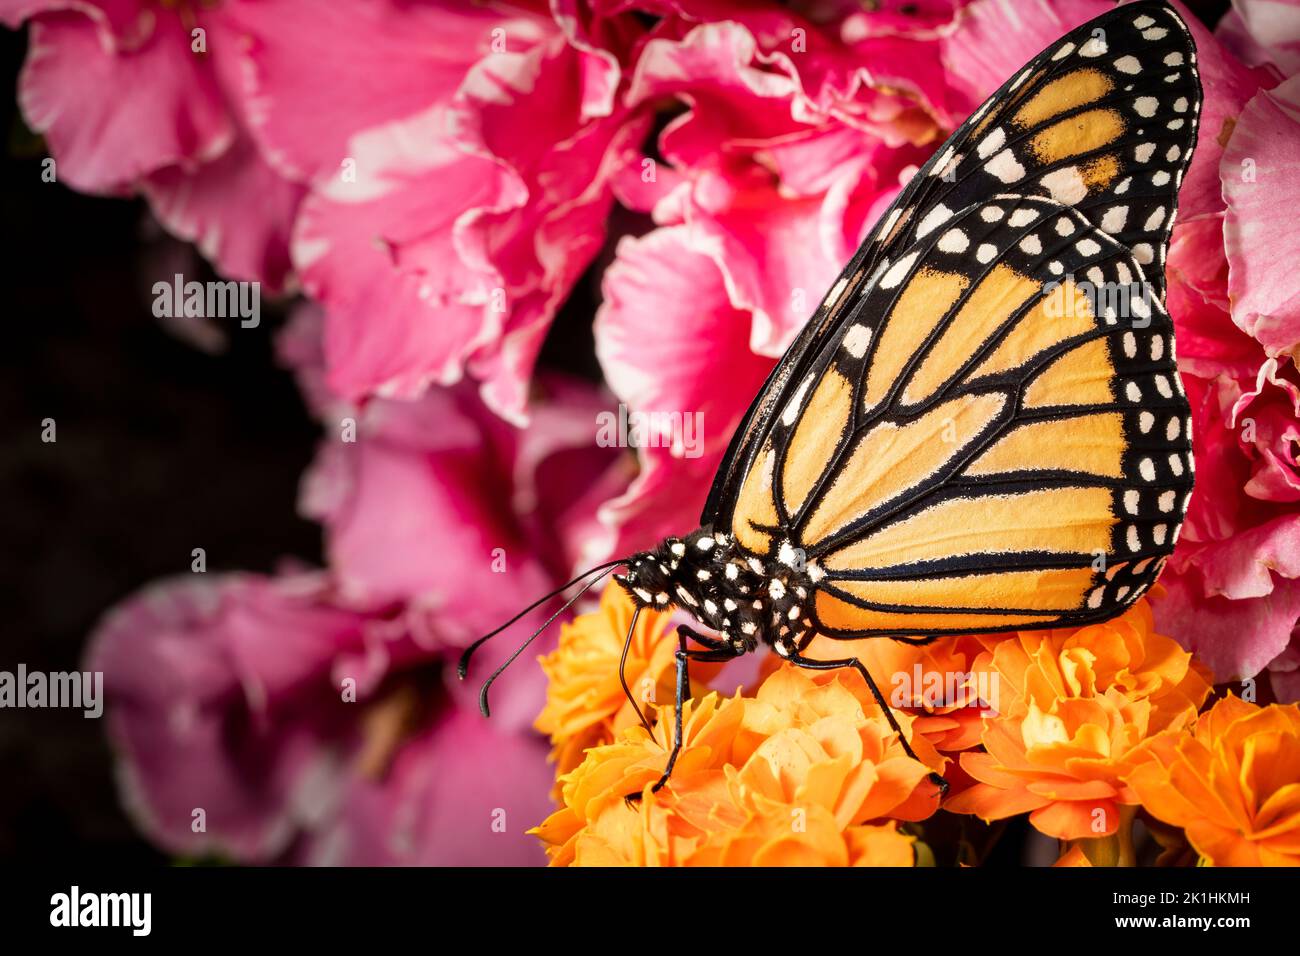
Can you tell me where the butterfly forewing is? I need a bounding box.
[702,0,1200,536]
[751,194,1193,635]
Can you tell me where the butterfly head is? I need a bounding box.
[614,530,815,653]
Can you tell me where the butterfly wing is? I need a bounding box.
[703,0,1200,534]
[732,193,1194,636]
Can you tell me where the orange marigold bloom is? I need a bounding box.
[534,585,720,780]
[1129,695,1300,866]
[945,601,1212,841]
[801,633,994,754]
[533,664,943,866]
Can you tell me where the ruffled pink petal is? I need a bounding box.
[16,9,231,193]
[290,108,515,403]
[1222,76,1300,359]
[227,0,553,183]
[86,572,368,860]
[594,226,773,554]
[1231,357,1300,502]
[1216,0,1300,78]
[454,37,650,422]
[0,0,152,40]
[143,131,304,290]
[297,706,554,866]
[1152,568,1300,682]
[940,0,1110,114]
[1172,0,1268,221]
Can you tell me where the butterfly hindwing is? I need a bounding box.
[702,0,1200,535]
[730,193,1194,637]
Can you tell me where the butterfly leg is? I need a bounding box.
[626,627,740,803]
[783,649,949,799]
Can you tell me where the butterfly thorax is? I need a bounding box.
[614,528,815,655]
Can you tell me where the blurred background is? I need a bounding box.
[0,2,1233,865]
[1,26,317,860]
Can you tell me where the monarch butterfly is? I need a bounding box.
[460,0,1200,797]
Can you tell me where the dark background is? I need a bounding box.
[0,1,1229,865]
[0,26,323,861]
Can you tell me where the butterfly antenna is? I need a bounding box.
[455,558,625,681]
[474,565,619,718]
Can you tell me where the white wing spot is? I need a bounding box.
[1134,97,1159,118]
[842,323,872,358]
[880,251,919,289]
[938,228,970,253]
[781,377,812,425]
[1008,207,1038,227]
[977,127,1006,159]
[1114,56,1142,75]
[987,149,1026,183]
[1101,205,1128,233]
[1041,166,1088,204]
[916,203,954,238]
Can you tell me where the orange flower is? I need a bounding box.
[1128,695,1300,866]
[801,632,994,754]
[534,585,720,781]
[532,662,943,866]
[945,601,1212,841]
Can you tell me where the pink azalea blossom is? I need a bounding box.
[592,2,960,561]
[231,0,651,423]
[0,0,304,288]
[1217,0,1300,79]
[85,309,627,864]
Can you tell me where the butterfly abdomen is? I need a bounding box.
[615,530,819,655]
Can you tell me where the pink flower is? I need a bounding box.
[87,571,557,865]
[84,309,628,864]
[592,2,960,556]
[1217,0,1300,80]
[232,0,651,423]
[1222,75,1300,361]
[1,0,304,288]
[1148,33,1300,692]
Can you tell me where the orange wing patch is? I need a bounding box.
[969,280,1097,382]
[1023,337,1115,407]
[814,593,1055,633]
[823,486,1116,573]
[1013,68,1113,127]
[863,267,968,411]
[901,263,1041,405]
[826,566,1098,613]
[801,392,1007,543]
[963,412,1125,479]
[732,442,778,553]
[782,368,854,517]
